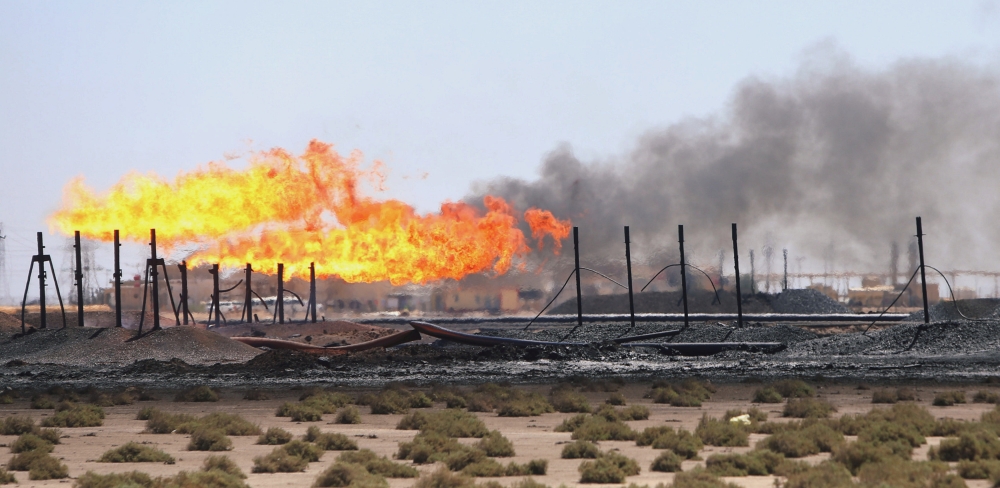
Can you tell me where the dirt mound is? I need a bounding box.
[214,320,399,347]
[244,350,324,370]
[0,326,261,367]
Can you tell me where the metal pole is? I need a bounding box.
[917,217,930,324]
[149,229,160,331]
[211,264,220,328]
[36,232,46,330]
[573,227,582,327]
[74,231,84,327]
[309,262,317,323]
[179,261,189,325]
[277,263,285,324]
[114,230,122,328]
[783,248,788,291]
[624,226,635,330]
[679,225,689,328]
[245,263,253,323]
[732,223,744,328]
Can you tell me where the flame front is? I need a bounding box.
[50,140,571,284]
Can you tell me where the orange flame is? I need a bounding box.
[50,140,570,284]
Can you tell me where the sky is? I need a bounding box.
[2,1,1000,303]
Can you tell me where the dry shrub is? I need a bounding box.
[313,432,359,451]
[592,403,649,421]
[300,390,353,413]
[562,440,600,459]
[31,395,55,409]
[396,432,468,464]
[578,451,640,483]
[606,392,627,405]
[783,397,835,418]
[782,461,854,488]
[463,383,553,416]
[252,449,309,473]
[187,428,232,451]
[650,449,683,472]
[0,469,14,485]
[549,386,592,413]
[143,410,197,433]
[872,388,901,403]
[706,450,784,476]
[336,405,362,424]
[857,458,960,488]
[181,412,260,436]
[42,402,104,427]
[934,390,968,407]
[396,409,487,437]
[99,441,175,463]
[8,450,68,480]
[753,387,784,403]
[277,402,324,421]
[647,378,714,407]
[203,455,246,478]
[161,469,249,488]
[459,458,547,477]
[75,470,154,488]
[337,449,419,478]
[411,466,475,488]
[174,385,219,402]
[695,414,749,447]
[1,415,34,435]
[667,467,741,488]
[313,462,389,488]
[957,459,1000,479]
[974,390,1000,404]
[257,427,293,445]
[832,440,911,475]
[635,426,702,459]
[283,439,325,461]
[476,430,515,457]
[10,433,53,453]
[931,431,1000,461]
[566,415,637,441]
[773,379,815,398]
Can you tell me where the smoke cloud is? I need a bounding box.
[471,49,1000,275]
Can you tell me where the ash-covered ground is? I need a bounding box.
[2,295,1000,390]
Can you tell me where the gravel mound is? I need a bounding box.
[772,289,849,314]
[0,326,262,366]
[477,321,818,345]
[904,299,1000,322]
[782,319,1000,358]
[547,290,774,315]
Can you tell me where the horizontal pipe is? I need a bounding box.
[357,313,910,325]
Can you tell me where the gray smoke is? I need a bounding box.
[471,51,1000,275]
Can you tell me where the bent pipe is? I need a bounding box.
[410,320,679,347]
[231,328,421,354]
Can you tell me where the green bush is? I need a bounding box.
[313,462,389,488]
[178,412,260,436]
[832,440,909,475]
[635,426,702,459]
[337,449,420,477]
[283,439,325,461]
[606,392,627,405]
[257,427,293,445]
[41,402,104,427]
[934,390,968,407]
[98,441,175,463]
[74,470,154,488]
[773,379,815,398]
[668,467,741,488]
[549,387,592,413]
[187,428,232,451]
[396,409,488,437]
[35,427,61,445]
[476,430,515,457]
[10,433,53,453]
[252,449,309,473]
[757,431,820,457]
[753,386,784,403]
[578,451,640,483]
[412,467,475,488]
[143,410,198,433]
[957,459,1000,479]
[650,449,683,472]
[706,450,784,476]
[243,388,269,400]
[695,414,749,447]
[562,440,600,459]
[931,431,1000,461]
[203,455,246,478]
[313,432,359,451]
[9,450,68,480]
[174,385,219,402]
[396,432,469,464]
[782,461,854,488]
[0,415,35,435]
[300,389,353,413]
[783,397,835,418]
[568,415,637,441]
[161,469,250,488]
[857,458,959,488]
[496,390,553,417]
[336,405,362,424]
[858,420,925,448]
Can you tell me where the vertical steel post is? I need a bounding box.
[211,264,220,327]
[783,249,788,291]
[244,263,253,323]
[309,262,317,323]
[277,263,285,324]
[114,230,122,328]
[679,225,689,328]
[624,226,635,330]
[573,227,583,327]
[179,261,189,325]
[74,231,84,327]
[917,217,930,324]
[36,232,47,330]
[732,223,744,328]
[149,229,161,331]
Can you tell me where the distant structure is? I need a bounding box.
[0,222,7,305]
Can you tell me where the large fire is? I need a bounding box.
[50,140,571,284]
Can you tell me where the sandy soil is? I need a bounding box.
[1,382,997,488]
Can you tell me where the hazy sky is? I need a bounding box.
[2,1,1000,302]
